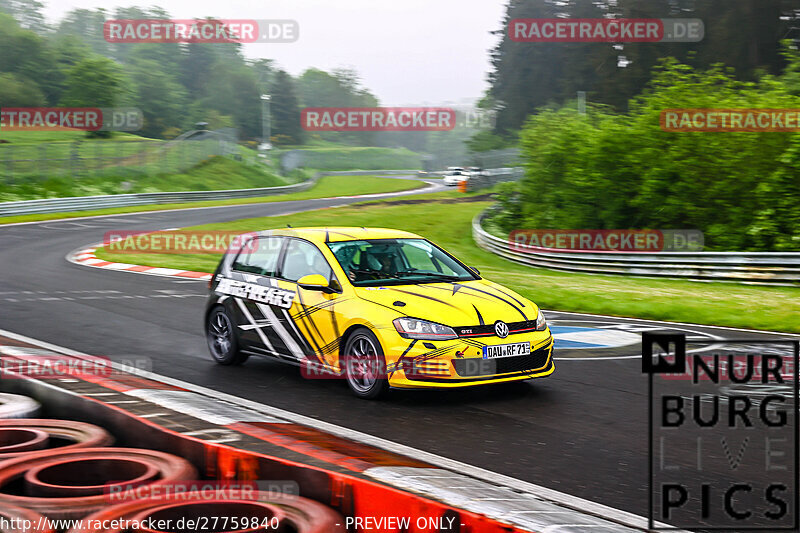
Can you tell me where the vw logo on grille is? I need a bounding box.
[494,321,510,338]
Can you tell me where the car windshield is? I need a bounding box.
[327,238,477,287]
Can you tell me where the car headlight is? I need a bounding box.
[536,310,547,331]
[393,318,457,340]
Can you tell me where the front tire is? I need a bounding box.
[206,307,248,365]
[343,328,389,399]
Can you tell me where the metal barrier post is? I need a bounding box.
[4,146,12,184]
[70,141,80,179]
[39,144,46,176]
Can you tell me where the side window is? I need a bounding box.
[281,239,332,282]
[232,237,283,276]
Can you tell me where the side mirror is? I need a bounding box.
[470,266,481,277]
[297,274,330,291]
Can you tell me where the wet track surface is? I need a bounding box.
[0,178,797,526]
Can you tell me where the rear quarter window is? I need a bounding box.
[232,237,283,277]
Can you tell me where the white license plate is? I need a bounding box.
[482,342,531,359]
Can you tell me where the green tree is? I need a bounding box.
[179,44,219,99]
[488,0,799,134]
[60,56,122,107]
[125,58,188,138]
[108,6,149,64]
[466,130,509,152]
[56,8,111,58]
[0,13,59,104]
[269,69,304,145]
[0,72,45,105]
[59,55,123,138]
[498,56,800,251]
[296,67,379,145]
[51,34,93,72]
[0,0,45,32]
[192,60,261,139]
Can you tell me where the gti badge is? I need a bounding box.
[494,321,509,339]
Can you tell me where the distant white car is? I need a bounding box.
[442,167,469,186]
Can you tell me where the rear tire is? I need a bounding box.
[206,307,248,365]
[343,328,389,400]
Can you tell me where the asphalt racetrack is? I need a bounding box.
[1,177,796,528]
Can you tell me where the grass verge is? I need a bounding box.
[0,175,424,225]
[0,156,287,202]
[95,198,800,333]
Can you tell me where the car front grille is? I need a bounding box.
[451,343,551,377]
[455,319,539,338]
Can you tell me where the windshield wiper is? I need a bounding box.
[413,273,464,282]
[388,270,466,282]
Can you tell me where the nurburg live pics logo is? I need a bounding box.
[643,332,800,530]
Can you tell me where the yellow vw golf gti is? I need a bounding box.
[205,227,554,399]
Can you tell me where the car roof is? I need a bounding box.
[254,227,423,243]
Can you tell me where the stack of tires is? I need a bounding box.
[0,393,42,419]
[0,393,345,532]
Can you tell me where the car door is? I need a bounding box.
[227,236,293,359]
[275,238,343,368]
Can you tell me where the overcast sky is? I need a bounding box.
[42,0,508,106]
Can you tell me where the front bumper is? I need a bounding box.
[384,332,555,389]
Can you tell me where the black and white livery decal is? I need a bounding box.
[216,278,295,309]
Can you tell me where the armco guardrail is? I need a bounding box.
[473,210,800,284]
[0,170,417,217]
